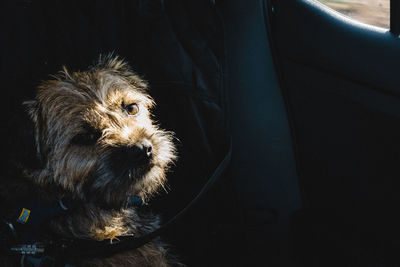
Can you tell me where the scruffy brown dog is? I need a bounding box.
[1,56,178,266]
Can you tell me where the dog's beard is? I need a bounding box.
[125,163,154,181]
[84,151,169,208]
[44,129,176,208]
[91,131,175,206]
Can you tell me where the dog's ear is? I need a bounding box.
[23,100,47,162]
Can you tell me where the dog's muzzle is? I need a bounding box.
[109,140,153,180]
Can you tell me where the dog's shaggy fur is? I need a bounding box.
[0,56,179,266]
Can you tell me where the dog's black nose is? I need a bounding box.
[125,140,153,163]
[109,140,153,173]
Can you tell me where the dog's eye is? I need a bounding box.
[71,131,102,146]
[125,103,139,116]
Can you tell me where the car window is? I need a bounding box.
[317,0,389,28]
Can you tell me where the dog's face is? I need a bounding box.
[25,57,176,207]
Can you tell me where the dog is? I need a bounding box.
[0,55,179,266]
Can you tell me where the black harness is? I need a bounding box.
[1,196,75,266]
[1,142,232,267]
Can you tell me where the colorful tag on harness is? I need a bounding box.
[17,208,31,224]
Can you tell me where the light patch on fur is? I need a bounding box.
[121,125,133,140]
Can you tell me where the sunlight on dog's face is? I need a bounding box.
[25,57,176,207]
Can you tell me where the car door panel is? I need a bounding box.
[268,0,400,265]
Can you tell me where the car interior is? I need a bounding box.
[1,0,400,266]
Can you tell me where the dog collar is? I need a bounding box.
[128,196,144,206]
[9,195,143,230]
[1,194,145,267]
[10,197,77,229]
